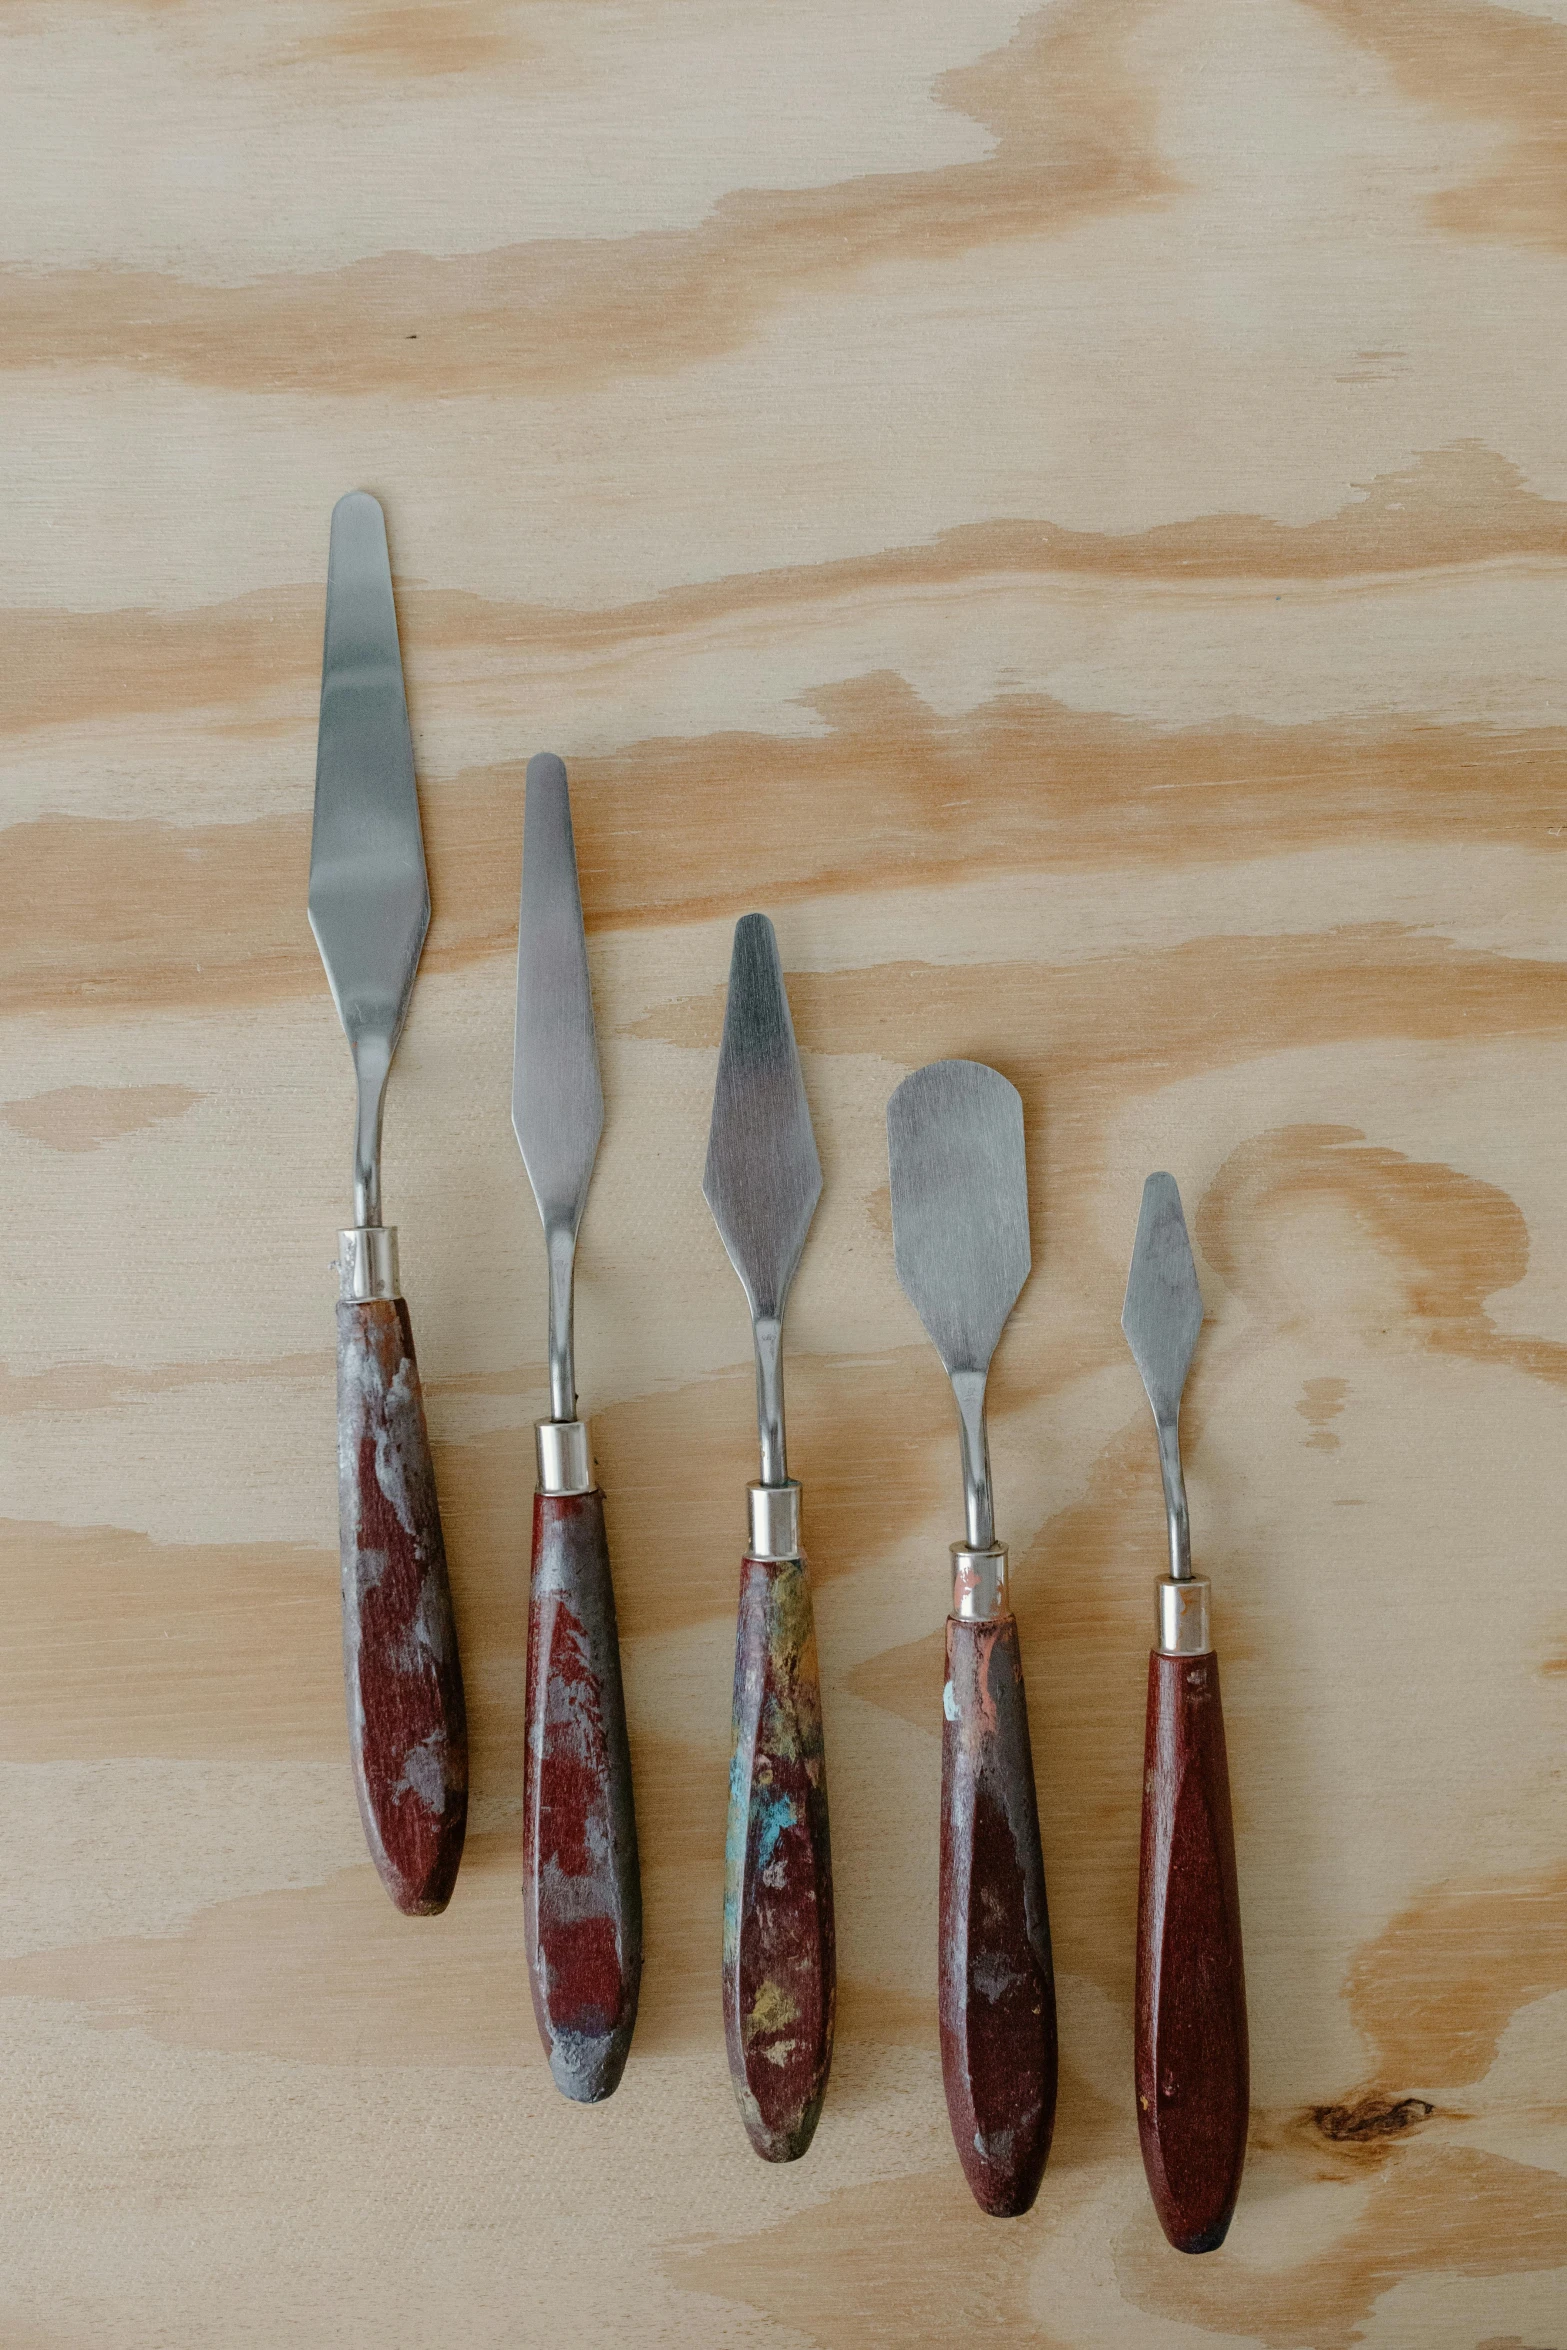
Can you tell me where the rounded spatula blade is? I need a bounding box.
[886,1059,1031,1379]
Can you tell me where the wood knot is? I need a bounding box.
[1314,2093,1434,2142]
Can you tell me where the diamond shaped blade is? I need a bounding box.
[702,914,820,1323]
[1121,1172,1204,1421]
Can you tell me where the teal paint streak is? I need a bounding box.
[723,1738,748,1961]
[754,1788,798,1874]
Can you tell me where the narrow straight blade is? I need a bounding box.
[512,754,603,1232]
[703,915,820,1320]
[887,1060,1030,1378]
[1121,1173,1204,1421]
[308,491,429,1056]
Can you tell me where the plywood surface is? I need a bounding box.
[3,2,1566,2343]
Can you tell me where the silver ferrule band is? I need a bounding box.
[952,1543,1010,1622]
[337,1226,399,1303]
[748,1482,801,1562]
[1156,1576,1212,1656]
[536,1419,593,1497]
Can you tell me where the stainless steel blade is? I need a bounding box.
[308,491,429,1228]
[887,1059,1030,1550]
[513,752,604,1423]
[887,1061,1030,1377]
[703,914,821,1486]
[1121,1172,1205,1580]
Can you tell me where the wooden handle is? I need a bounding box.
[1137,1648,1249,2252]
[335,1297,468,1916]
[523,1488,643,2102]
[723,1554,835,2161]
[940,1612,1058,2216]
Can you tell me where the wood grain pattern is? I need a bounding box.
[3,0,1566,2337]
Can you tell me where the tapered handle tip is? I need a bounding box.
[1137,1649,1249,2251]
[940,1613,1057,2216]
[524,1491,643,2102]
[336,1297,468,1915]
[545,2022,634,2105]
[725,1554,836,2161]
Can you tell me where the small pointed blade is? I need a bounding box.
[308,492,429,1057]
[1122,1173,1204,1421]
[512,754,603,1233]
[703,915,820,1321]
[887,1060,1030,1377]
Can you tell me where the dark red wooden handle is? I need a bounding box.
[335,1297,468,1916]
[940,1612,1057,2217]
[1137,1647,1249,2252]
[524,1487,643,2102]
[723,1554,835,2161]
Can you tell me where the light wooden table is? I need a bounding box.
[3,2,1565,2342]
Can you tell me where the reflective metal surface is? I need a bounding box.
[336,1226,399,1303]
[535,1418,593,1498]
[308,492,429,1235]
[512,753,605,1423]
[951,1543,1010,1622]
[747,1481,802,1563]
[703,914,821,1490]
[1121,1172,1206,1582]
[886,1059,1031,1552]
[1157,1574,1212,1656]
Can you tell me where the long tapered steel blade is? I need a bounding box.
[703,914,820,1321]
[887,1060,1030,1379]
[308,492,429,1059]
[512,753,603,1233]
[1122,1173,1204,1421]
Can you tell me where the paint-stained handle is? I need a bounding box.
[524,1488,643,2102]
[336,1296,468,1916]
[1137,1647,1249,2253]
[940,1612,1057,2216]
[724,1553,835,2161]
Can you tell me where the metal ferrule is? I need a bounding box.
[748,1481,802,1562]
[536,1419,593,1497]
[337,1226,399,1303]
[952,1542,1010,1622]
[1156,1575,1212,1656]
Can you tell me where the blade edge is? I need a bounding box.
[512,752,604,1232]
